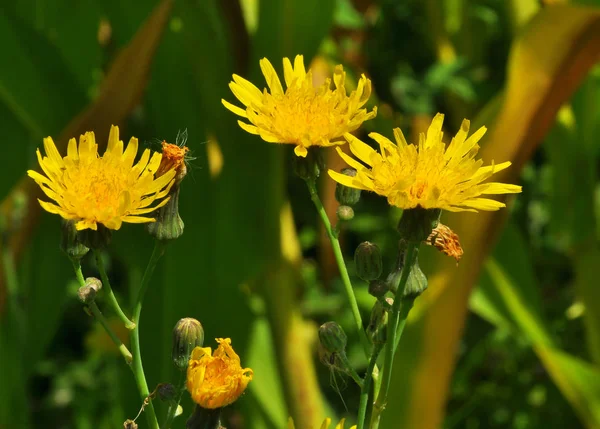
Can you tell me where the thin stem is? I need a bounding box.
[94,250,135,329]
[71,259,86,287]
[338,353,363,389]
[130,240,166,429]
[305,179,371,357]
[371,243,418,429]
[357,344,383,429]
[88,302,133,364]
[163,371,186,428]
[71,259,133,364]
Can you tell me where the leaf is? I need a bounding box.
[381,5,600,429]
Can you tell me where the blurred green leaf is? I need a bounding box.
[381,5,600,429]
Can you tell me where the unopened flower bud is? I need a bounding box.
[397,207,441,243]
[367,299,389,345]
[354,242,383,281]
[368,280,389,298]
[172,318,204,370]
[78,285,97,304]
[402,257,428,298]
[318,322,347,354]
[85,277,102,292]
[146,186,184,241]
[158,383,177,402]
[78,224,112,249]
[336,205,354,221]
[60,220,89,260]
[335,168,361,206]
[147,140,189,241]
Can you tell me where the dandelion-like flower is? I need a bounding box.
[27,126,176,231]
[222,55,377,157]
[329,113,522,212]
[186,338,253,409]
[287,417,356,429]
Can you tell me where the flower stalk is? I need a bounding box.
[130,240,166,429]
[94,250,136,329]
[371,243,419,428]
[305,178,371,358]
[357,343,383,429]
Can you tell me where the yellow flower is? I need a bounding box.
[27,126,176,231]
[222,55,377,157]
[186,338,253,409]
[287,417,356,429]
[329,113,522,212]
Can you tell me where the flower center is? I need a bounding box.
[64,158,129,218]
[260,85,347,143]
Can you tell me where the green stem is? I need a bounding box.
[71,259,86,287]
[130,241,166,429]
[71,259,133,364]
[88,302,133,364]
[357,344,383,429]
[371,243,418,429]
[163,371,186,428]
[94,250,136,329]
[305,179,371,357]
[338,353,364,389]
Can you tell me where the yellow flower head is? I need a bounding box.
[222,55,377,157]
[329,113,522,212]
[287,417,356,429]
[27,126,176,231]
[186,338,253,409]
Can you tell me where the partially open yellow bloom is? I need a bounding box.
[222,55,377,157]
[27,126,176,231]
[329,113,521,212]
[287,417,356,429]
[186,338,253,409]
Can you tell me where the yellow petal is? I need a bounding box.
[336,147,367,171]
[346,133,378,166]
[294,145,308,157]
[221,99,248,117]
[259,57,284,96]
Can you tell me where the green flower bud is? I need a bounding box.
[78,224,112,249]
[354,241,383,281]
[292,149,322,182]
[402,257,428,298]
[367,298,391,345]
[172,318,204,370]
[397,207,441,243]
[60,220,89,260]
[158,383,177,402]
[335,168,361,206]
[318,322,347,354]
[147,185,184,241]
[77,285,96,304]
[368,279,389,298]
[336,205,354,221]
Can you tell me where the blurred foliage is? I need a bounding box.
[1,0,600,428]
